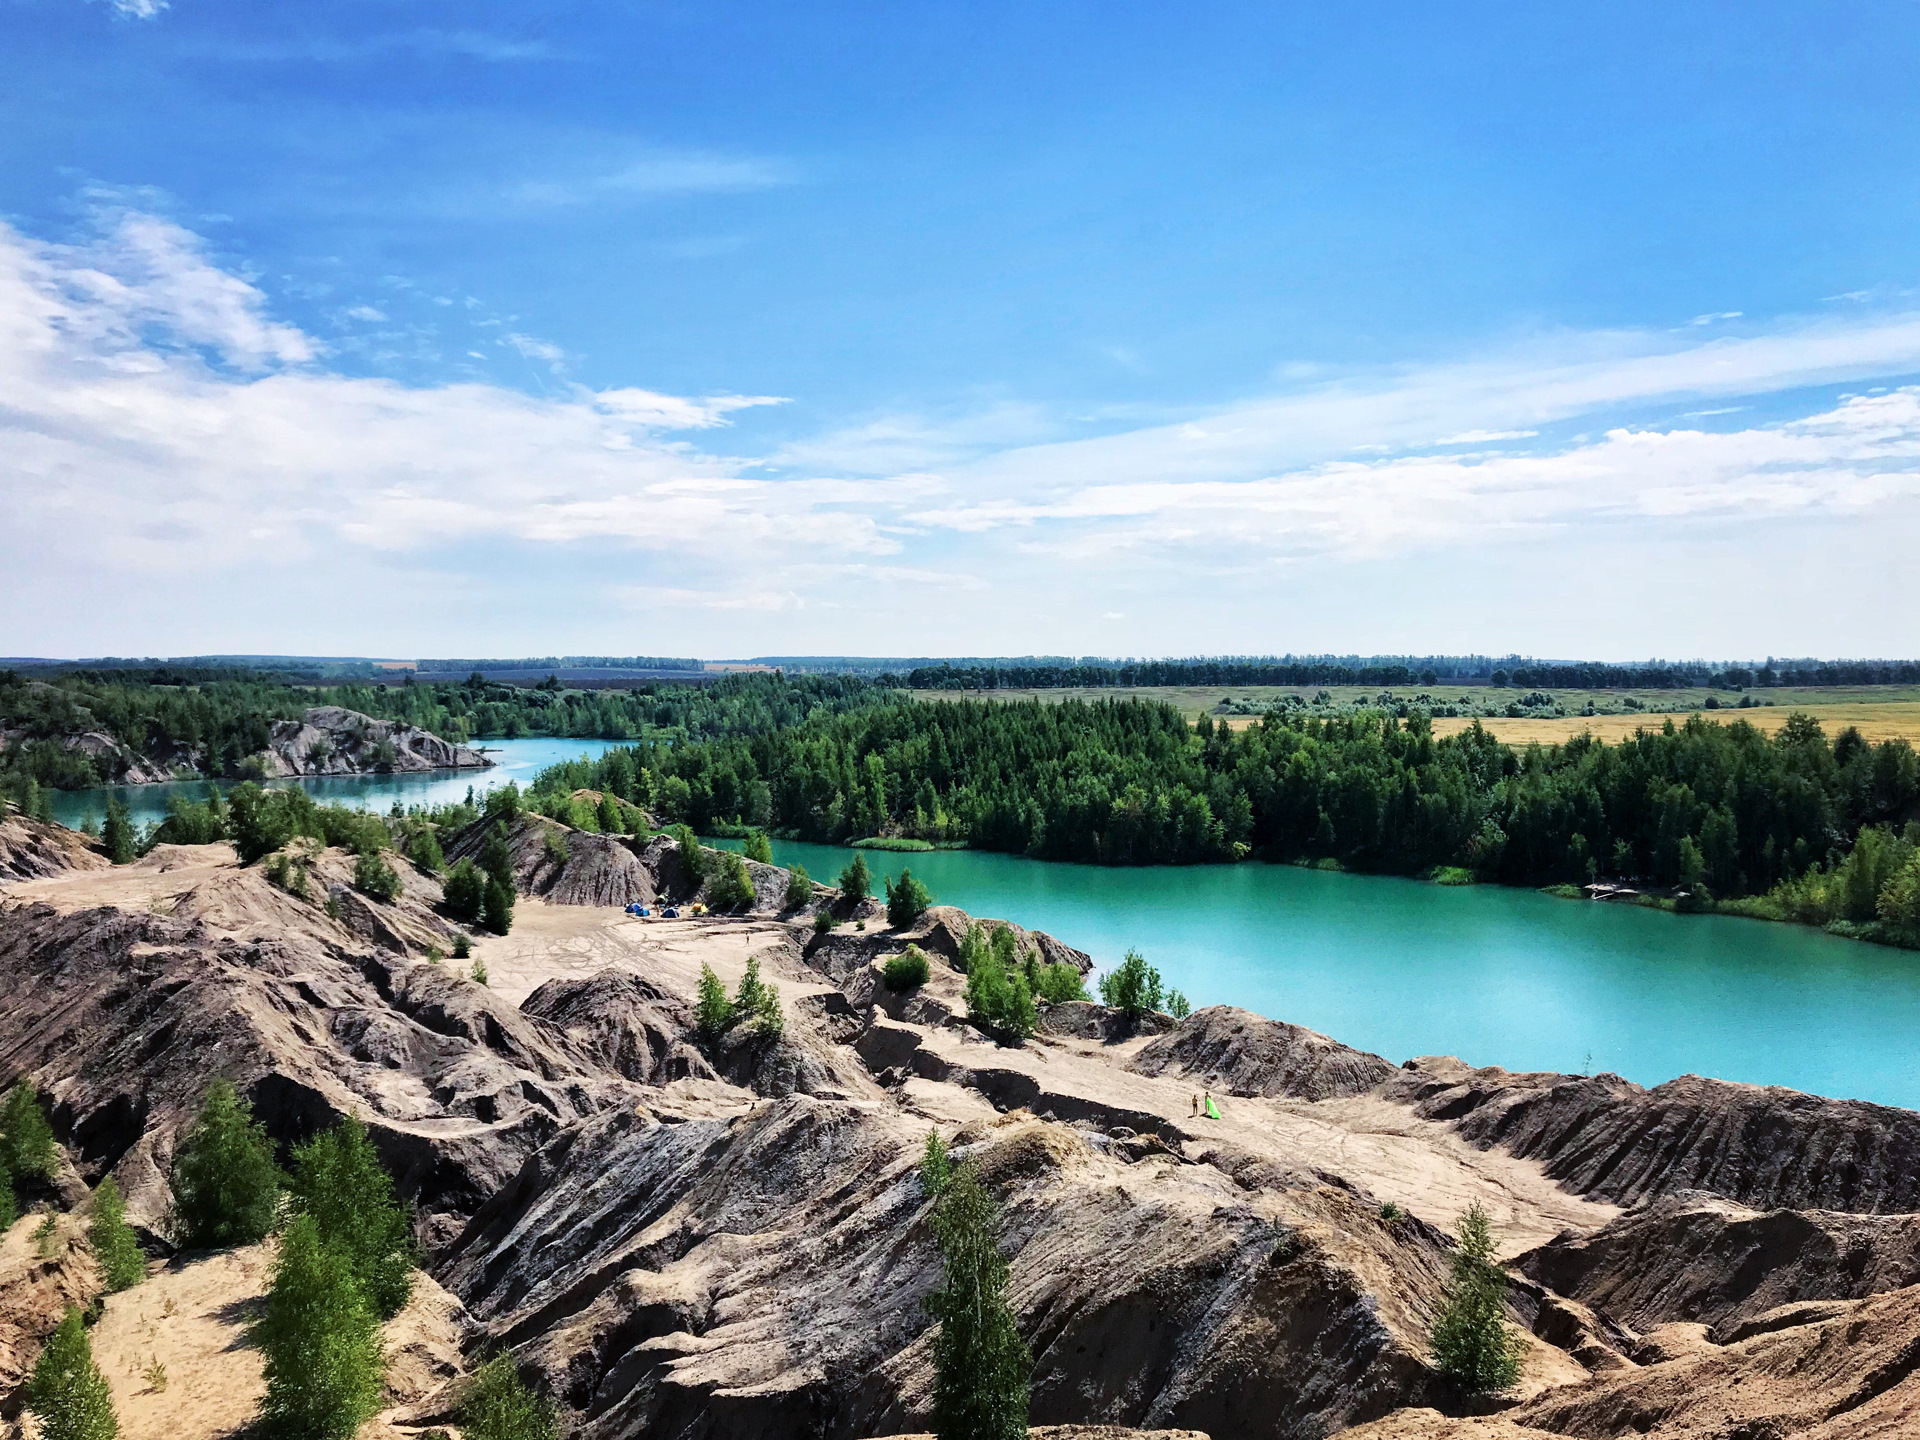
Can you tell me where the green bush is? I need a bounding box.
[0,1156,16,1232]
[673,824,707,882]
[543,827,570,865]
[695,964,735,1040]
[812,910,834,935]
[961,925,1036,1042]
[839,852,872,904]
[708,852,757,911]
[256,1214,384,1440]
[1429,1202,1524,1394]
[443,858,487,922]
[1,1081,57,1182]
[783,862,813,910]
[885,868,933,928]
[884,945,931,992]
[743,830,774,864]
[1165,989,1192,1020]
[102,796,134,866]
[170,1080,283,1249]
[289,1115,414,1319]
[919,1129,951,1198]
[28,1307,118,1440]
[733,957,783,1038]
[88,1177,146,1293]
[1029,960,1089,1005]
[407,827,445,875]
[480,822,517,892]
[452,932,472,960]
[1098,949,1164,1021]
[352,849,402,904]
[461,1355,559,1440]
[926,1162,1030,1440]
[482,879,514,935]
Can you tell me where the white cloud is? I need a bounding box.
[1435,429,1538,445]
[345,305,387,323]
[101,0,167,18]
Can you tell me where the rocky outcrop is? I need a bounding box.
[805,904,1092,987]
[1514,1194,1920,1340]
[258,705,491,777]
[0,806,108,881]
[521,970,717,1086]
[1386,1058,1920,1213]
[1129,1007,1398,1101]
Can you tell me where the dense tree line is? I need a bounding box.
[540,696,1920,930]
[415,654,702,672]
[0,671,893,787]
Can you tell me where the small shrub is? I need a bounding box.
[170,1079,283,1249]
[839,852,872,904]
[89,1176,146,1292]
[33,1208,58,1258]
[1098,949,1164,1021]
[708,852,756,911]
[1379,1201,1404,1222]
[695,964,735,1040]
[1030,961,1089,1005]
[884,945,931,992]
[482,879,514,935]
[426,945,444,965]
[1166,989,1192,1020]
[0,1156,16,1231]
[407,827,445,876]
[256,1214,384,1440]
[352,849,401,903]
[543,828,570,866]
[784,862,813,910]
[1,1081,57,1181]
[452,932,472,960]
[743,830,774,864]
[855,919,866,931]
[812,911,834,935]
[461,1354,559,1440]
[962,924,1037,1042]
[28,1307,118,1440]
[144,1357,167,1393]
[443,858,487,923]
[471,959,489,986]
[673,824,707,882]
[885,868,933,928]
[919,1129,951,1197]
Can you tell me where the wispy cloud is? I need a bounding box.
[503,154,794,208]
[98,0,167,19]
[187,30,560,63]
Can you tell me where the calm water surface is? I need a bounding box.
[41,749,1919,1108]
[720,837,1920,1109]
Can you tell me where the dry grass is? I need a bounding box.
[1431,703,1920,747]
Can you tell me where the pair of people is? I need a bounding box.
[1189,1091,1220,1119]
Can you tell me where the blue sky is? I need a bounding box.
[3,0,1918,658]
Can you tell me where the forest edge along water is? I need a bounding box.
[36,731,1920,1113]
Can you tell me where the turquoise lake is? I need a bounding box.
[41,739,1920,1109]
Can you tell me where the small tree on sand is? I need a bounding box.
[289,1115,415,1318]
[256,1214,384,1440]
[170,1080,283,1249]
[88,1176,146,1293]
[462,1354,559,1440]
[926,1161,1030,1440]
[1430,1202,1524,1394]
[28,1307,118,1440]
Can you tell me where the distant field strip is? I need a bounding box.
[1430,703,1920,746]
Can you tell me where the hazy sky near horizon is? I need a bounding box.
[3,0,1919,661]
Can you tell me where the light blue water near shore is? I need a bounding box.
[713,836,1920,1109]
[44,738,619,833]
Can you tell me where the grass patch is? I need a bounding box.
[1310,857,1345,872]
[703,822,758,839]
[851,836,935,851]
[1539,883,1583,899]
[1430,866,1478,886]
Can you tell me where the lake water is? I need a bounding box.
[44,737,619,833]
[716,837,1920,1109]
[41,745,1919,1108]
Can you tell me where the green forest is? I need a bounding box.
[532,693,1920,944]
[0,669,889,787]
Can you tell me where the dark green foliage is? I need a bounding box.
[695,964,735,1040]
[461,1354,559,1440]
[256,1213,384,1440]
[407,827,445,875]
[926,1161,1030,1440]
[102,797,134,865]
[743,830,774,864]
[1430,1203,1524,1394]
[452,932,472,960]
[480,822,516,892]
[672,824,707,882]
[28,1307,118,1440]
[88,1177,146,1293]
[885,868,933,928]
[485,782,522,823]
[170,1080,283,1249]
[812,910,835,935]
[1098,949,1164,1020]
[839,851,872,903]
[352,849,401,903]
[482,880,514,935]
[1,1082,57,1182]
[708,851,756,911]
[733,957,783,1037]
[1166,989,1193,1020]
[920,1129,951,1196]
[783,862,813,910]
[1028,958,1089,1004]
[543,827,570,865]
[961,925,1036,1042]
[443,858,487,922]
[884,945,931,992]
[0,1157,16,1231]
[149,790,227,848]
[289,1115,414,1319]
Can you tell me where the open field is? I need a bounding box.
[912,685,1920,746]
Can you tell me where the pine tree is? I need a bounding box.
[919,1130,951,1197]
[289,1115,414,1318]
[673,824,707,882]
[708,851,756,911]
[480,822,516,892]
[256,1214,384,1440]
[443,857,487,922]
[482,878,514,935]
[1429,1202,1524,1394]
[170,1080,283,1249]
[28,1307,118,1440]
[87,1176,146,1293]
[1,1081,57,1181]
[695,963,735,1040]
[926,1162,1029,1440]
[783,862,813,911]
[102,797,134,866]
[839,852,872,903]
[885,869,933,928]
[743,830,774,864]
[461,1354,559,1440]
[0,1155,16,1232]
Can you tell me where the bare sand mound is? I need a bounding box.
[0,807,106,881]
[1129,1006,1398,1100]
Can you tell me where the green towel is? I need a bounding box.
[1204,1097,1221,1119]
